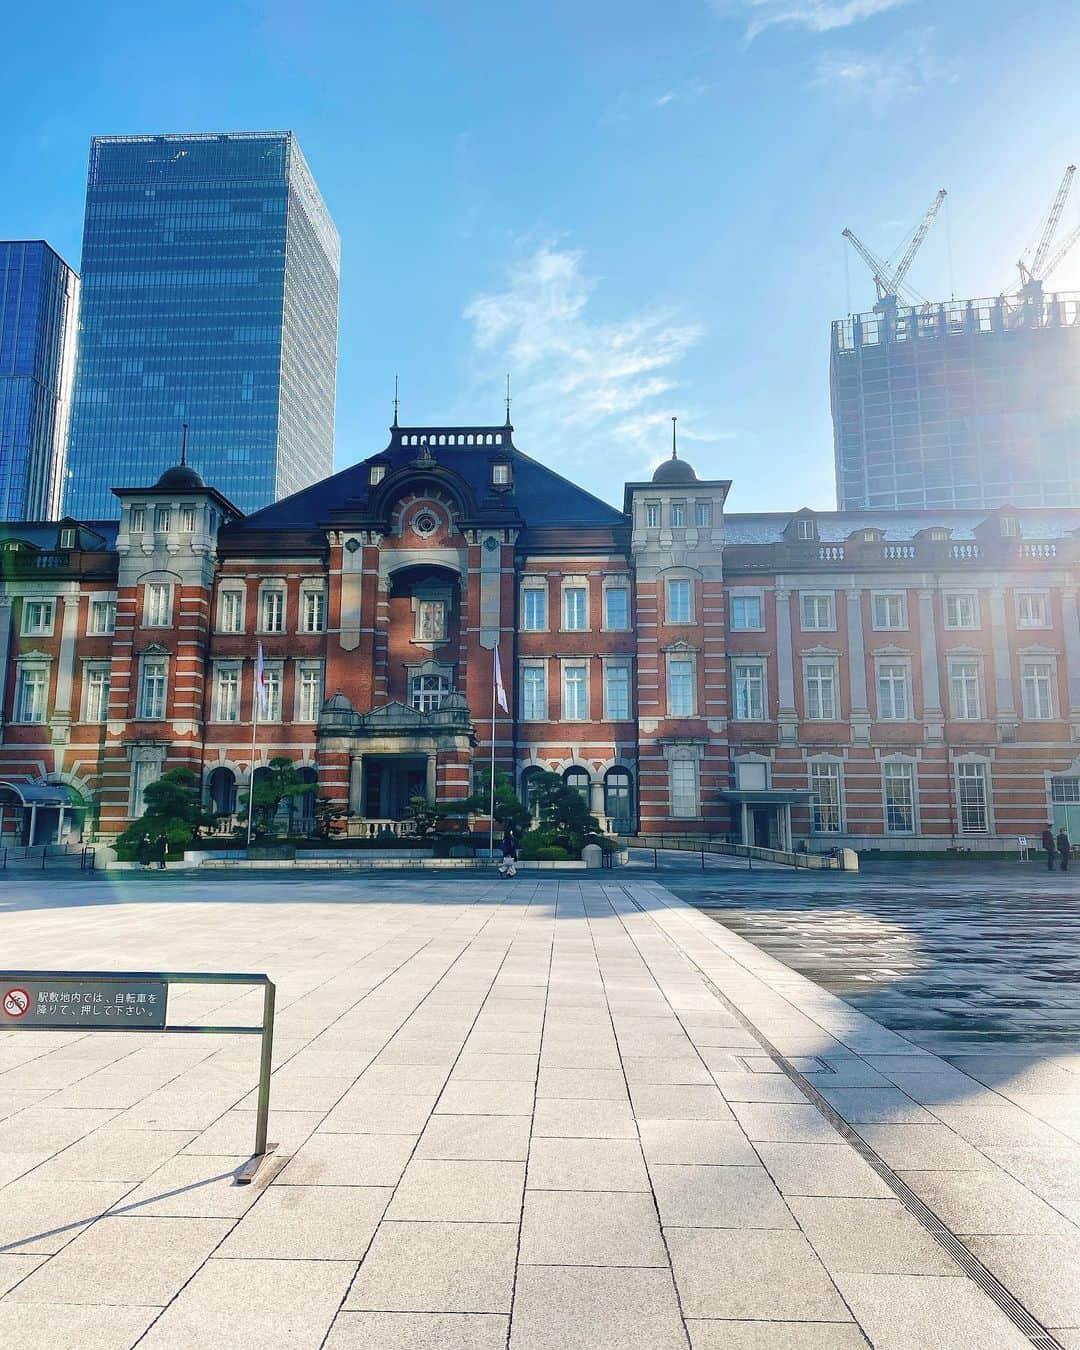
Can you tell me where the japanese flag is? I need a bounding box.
[494,644,509,713]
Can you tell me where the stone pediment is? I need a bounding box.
[318,694,475,742]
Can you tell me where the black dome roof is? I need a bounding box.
[652,455,697,485]
[155,463,206,491]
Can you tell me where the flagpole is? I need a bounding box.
[488,642,498,863]
[246,662,259,850]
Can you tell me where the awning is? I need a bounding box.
[0,781,79,808]
[719,789,813,806]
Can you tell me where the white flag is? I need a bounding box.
[493,644,509,713]
[254,642,269,718]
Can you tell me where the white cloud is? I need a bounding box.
[463,243,713,476]
[712,0,912,41]
[811,28,951,112]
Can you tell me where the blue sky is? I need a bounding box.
[5,0,1080,510]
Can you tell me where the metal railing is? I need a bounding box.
[624,833,844,870]
[0,842,92,871]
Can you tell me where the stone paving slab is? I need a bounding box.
[0,872,1076,1346]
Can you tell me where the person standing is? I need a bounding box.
[155,833,168,870]
[1057,828,1072,873]
[137,833,153,870]
[1042,824,1057,871]
[498,825,518,878]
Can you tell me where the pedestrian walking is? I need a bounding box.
[1057,828,1072,873]
[498,825,518,878]
[155,833,168,870]
[1042,824,1057,871]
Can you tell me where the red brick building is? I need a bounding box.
[3,419,1080,853]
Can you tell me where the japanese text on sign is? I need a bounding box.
[0,979,168,1030]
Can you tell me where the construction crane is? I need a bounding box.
[1016,165,1078,292]
[842,189,947,307]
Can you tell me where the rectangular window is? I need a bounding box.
[491,462,511,485]
[670,759,699,818]
[809,761,842,832]
[694,501,712,528]
[730,595,762,631]
[213,667,240,722]
[129,506,145,533]
[416,599,446,641]
[872,593,906,630]
[945,593,979,629]
[179,505,197,532]
[301,590,326,633]
[262,666,282,722]
[522,664,547,720]
[877,663,910,720]
[667,658,695,717]
[1021,662,1055,721]
[260,589,285,633]
[138,659,167,719]
[88,599,116,635]
[562,663,588,720]
[21,599,55,636]
[563,587,587,631]
[59,527,76,550]
[957,761,989,834]
[949,661,982,719]
[800,593,835,630]
[796,519,815,541]
[604,585,630,630]
[1016,593,1049,628]
[154,505,171,532]
[145,583,172,628]
[1051,776,1080,803]
[297,665,323,722]
[733,661,766,720]
[667,579,692,624]
[645,502,660,528]
[369,464,386,486]
[219,590,244,633]
[605,664,631,720]
[16,667,48,723]
[805,662,838,721]
[522,585,547,631]
[670,502,686,527]
[883,761,916,833]
[83,666,111,722]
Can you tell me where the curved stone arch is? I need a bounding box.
[389,489,460,541]
[369,463,479,526]
[134,567,183,586]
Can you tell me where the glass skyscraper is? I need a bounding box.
[64,132,339,518]
[0,241,79,520]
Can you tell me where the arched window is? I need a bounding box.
[521,767,545,817]
[605,768,633,832]
[411,673,451,712]
[564,767,590,800]
[208,767,237,816]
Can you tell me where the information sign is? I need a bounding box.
[0,977,168,1029]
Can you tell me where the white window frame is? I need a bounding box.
[694,500,712,529]
[14,662,50,723]
[603,660,632,721]
[520,661,548,721]
[491,461,512,486]
[369,463,387,486]
[129,505,146,533]
[944,591,980,630]
[956,760,991,835]
[218,588,245,634]
[561,660,589,721]
[669,758,700,819]
[883,759,918,834]
[730,593,764,632]
[212,663,242,723]
[804,659,839,721]
[58,527,76,550]
[21,598,55,637]
[178,505,197,532]
[300,587,326,634]
[875,659,912,721]
[1021,659,1056,721]
[259,586,286,634]
[808,759,843,833]
[666,578,693,625]
[154,505,171,533]
[261,661,284,723]
[666,654,696,717]
[796,518,815,541]
[871,592,907,631]
[521,581,548,632]
[295,661,324,722]
[144,582,173,629]
[602,581,631,631]
[87,598,116,636]
[1016,592,1050,629]
[800,592,835,632]
[137,654,168,720]
[732,659,767,721]
[81,663,111,723]
[561,581,588,633]
[948,658,983,720]
[645,501,660,529]
[670,501,686,528]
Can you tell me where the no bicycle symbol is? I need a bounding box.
[2,988,30,1018]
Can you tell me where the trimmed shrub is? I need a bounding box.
[534,845,570,861]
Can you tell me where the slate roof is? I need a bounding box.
[234,424,627,532]
[0,520,118,550]
[724,508,1080,544]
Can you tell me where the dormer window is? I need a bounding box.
[1000,516,1020,538]
[491,461,512,487]
[796,518,816,541]
[928,528,948,541]
[369,464,387,486]
[58,527,76,550]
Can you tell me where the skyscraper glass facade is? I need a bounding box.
[832,293,1080,510]
[0,241,79,520]
[64,132,339,519]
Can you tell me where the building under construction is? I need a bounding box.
[832,174,1080,511]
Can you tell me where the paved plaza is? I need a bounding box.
[0,870,1077,1348]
